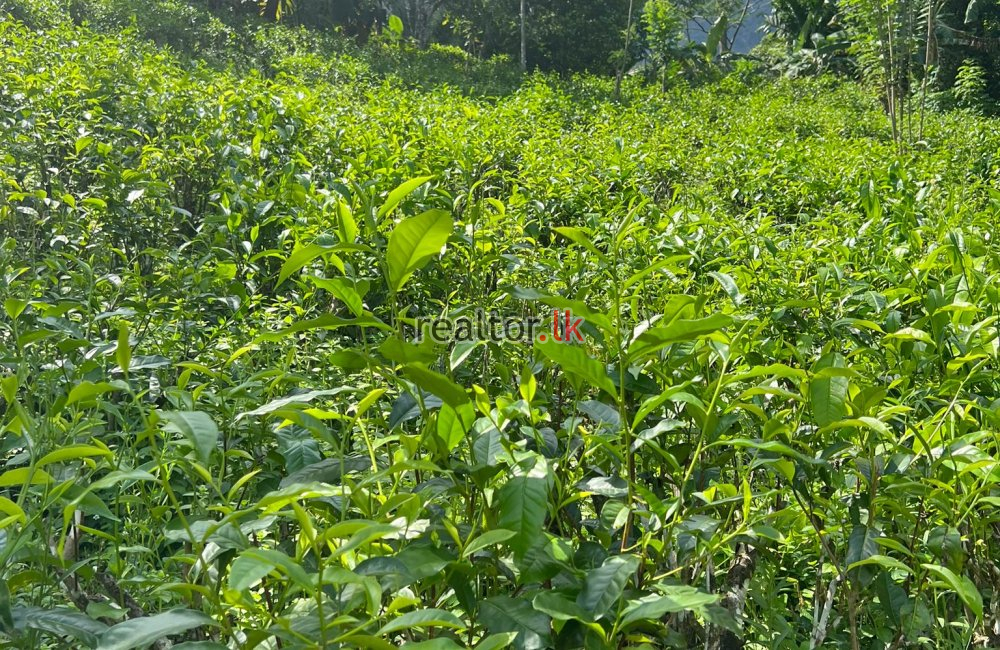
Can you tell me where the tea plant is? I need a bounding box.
[2,4,1000,649]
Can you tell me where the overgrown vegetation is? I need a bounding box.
[4,1,1000,649]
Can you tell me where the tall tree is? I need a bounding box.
[379,0,447,47]
[520,0,527,70]
[614,0,637,99]
[259,0,294,21]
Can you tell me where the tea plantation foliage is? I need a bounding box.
[4,3,1000,649]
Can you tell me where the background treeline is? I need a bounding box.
[7,0,1000,113]
[184,0,1000,109]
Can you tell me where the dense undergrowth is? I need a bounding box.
[4,2,1000,649]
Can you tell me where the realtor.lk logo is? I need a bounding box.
[417,309,585,344]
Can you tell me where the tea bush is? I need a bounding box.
[3,5,1000,649]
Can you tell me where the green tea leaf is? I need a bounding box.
[387,209,453,292]
[537,340,615,395]
[97,609,216,650]
[158,411,219,465]
[577,554,640,618]
[378,608,466,635]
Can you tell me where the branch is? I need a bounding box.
[810,572,843,649]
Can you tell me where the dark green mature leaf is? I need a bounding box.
[403,364,471,408]
[847,524,878,567]
[480,596,551,650]
[810,353,849,426]
[0,579,12,632]
[498,459,552,558]
[13,606,108,648]
[875,573,908,628]
[537,340,615,395]
[309,275,366,317]
[275,426,322,475]
[278,456,372,486]
[158,411,219,465]
[401,640,463,650]
[620,586,719,627]
[532,592,593,622]
[577,554,640,618]
[463,529,517,558]
[97,610,216,650]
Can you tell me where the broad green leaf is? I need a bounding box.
[0,467,53,487]
[497,466,551,559]
[387,209,453,292]
[620,585,719,627]
[3,299,27,321]
[705,438,819,466]
[378,175,433,220]
[336,198,358,243]
[463,529,517,558]
[537,340,615,395]
[627,314,732,361]
[97,609,216,650]
[810,352,849,427]
[37,445,112,468]
[275,427,322,475]
[402,640,463,650]
[378,608,466,635]
[921,564,983,619]
[115,324,130,377]
[158,411,219,465]
[708,271,743,305]
[875,573,909,628]
[437,402,475,452]
[67,381,120,407]
[886,327,934,345]
[278,244,344,286]
[552,226,607,261]
[450,340,484,371]
[0,580,12,633]
[577,554,640,618]
[228,549,312,592]
[309,275,365,317]
[388,13,405,35]
[846,524,878,568]
[848,554,913,574]
[509,287,615,335]
[475,633,518,650]
[13,606,107,648]
[238,387,356,419]
[89,470,157,490]
[403,364,470,409]
[532,591,593,622]
[257,313,391,342]
[479,596,551,650]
